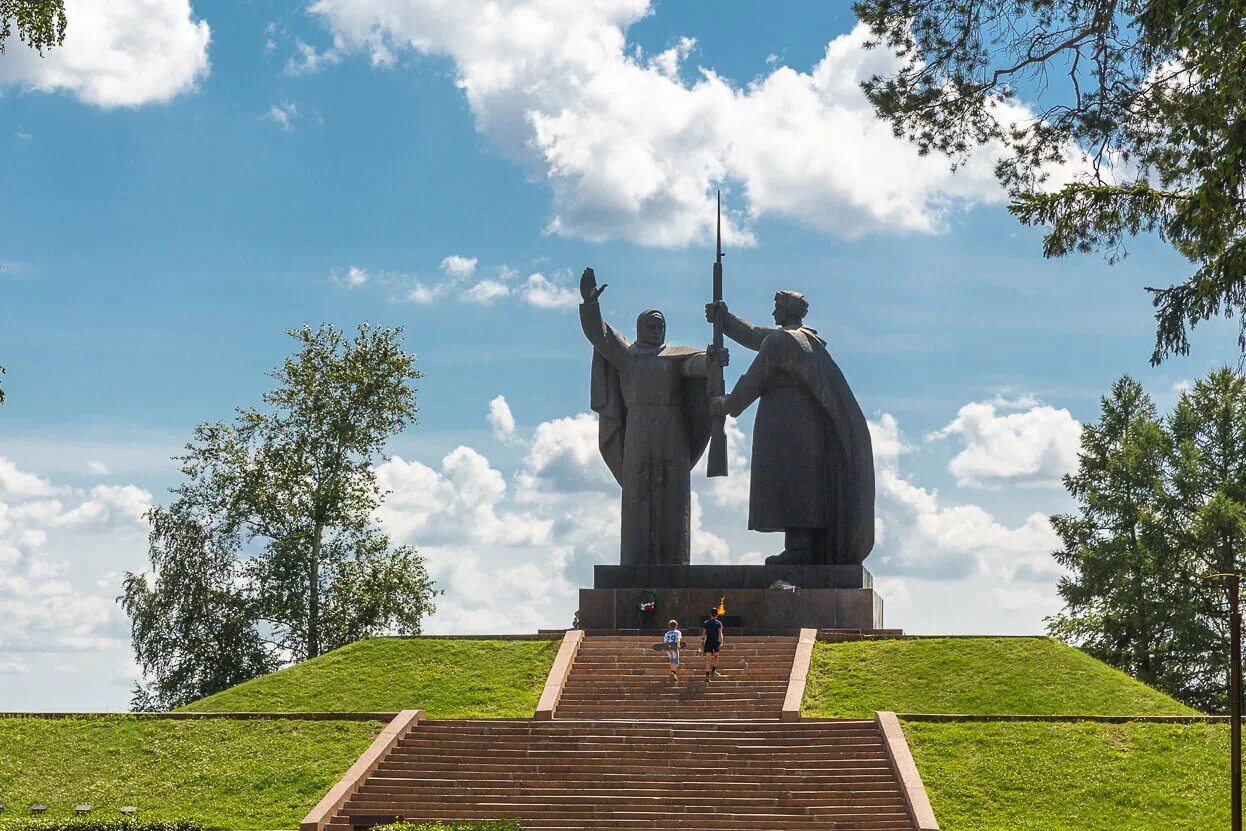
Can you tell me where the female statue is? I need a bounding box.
[579,268,727,565]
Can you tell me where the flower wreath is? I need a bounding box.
[636,589,657,613]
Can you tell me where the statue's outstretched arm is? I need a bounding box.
[580,297,630,368]
[707,302,771,351]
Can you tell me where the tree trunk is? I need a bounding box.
[309,520,324,659]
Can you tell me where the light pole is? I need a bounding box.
[1209,570,1242,831]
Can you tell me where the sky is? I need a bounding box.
[0,0,1237,710]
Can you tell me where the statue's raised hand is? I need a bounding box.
[580,267,608,302]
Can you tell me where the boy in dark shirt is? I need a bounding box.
[702,607,725,680]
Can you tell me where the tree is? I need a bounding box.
[1167,368,1246,709]
[1049,369,1246,711]
[854,1,1246,363]
[0,0,67,54]
[122,323,439,710]
[1048,376,1214,706]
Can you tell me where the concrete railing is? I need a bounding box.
[876,710,938,831]
[535,629,585,720]
[780,627,817,722]
[300,708,424,831]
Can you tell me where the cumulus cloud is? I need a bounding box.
[463,279,510,305]
[304,2,1014,245]
[519,273,579,310]
[868,414,1062,583]
[440,255,478,279]
[85,460,110,476]
[927,394,1081,488]
[0,458,59,497]
[56,485,151,528]
[0,457,146,663]
[0,0,211,108]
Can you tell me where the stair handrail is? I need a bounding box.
[876,710,939,830]
[535,628,585,720]
[780,628,818,721]
[299,708,425,831]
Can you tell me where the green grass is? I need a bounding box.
[801,637,1197,717]
[905,720,1228,830]
[0,716,381,830]
[181,638,559,717]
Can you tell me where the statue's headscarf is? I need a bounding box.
[635,308,666,344]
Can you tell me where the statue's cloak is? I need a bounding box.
[589,345,711,487]
[788,326,875,564]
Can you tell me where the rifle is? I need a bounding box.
[707,191,727,478]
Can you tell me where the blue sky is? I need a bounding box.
[0,0,1236,709]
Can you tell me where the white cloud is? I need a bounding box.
[56,484,151,528]
[0,458,59,497]
[0,0,211,108]
[992,587,1048,611]
[488,395,518,443]
[868,415,1063,583]
[440,255,478,279]
[264,100,298,132]
[519,413,615,493]
[305,3,1013,245]
[0,457,143,664]
[285,38,343,75]
[0,659,30,674]
[343,265,369,287]
[85,460,110,476]
[519,273,579,310]
[927,395,1081,488]
[406,283,445,304]
[463,279,511,305]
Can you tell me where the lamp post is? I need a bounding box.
[1208,570,1242,831]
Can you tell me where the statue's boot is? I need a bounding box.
[766,528,819,565]
[766,548,811,565]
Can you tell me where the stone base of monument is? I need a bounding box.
[578,565,884,631]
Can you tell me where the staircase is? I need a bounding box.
[555,634,797,719]
[326,718,914,831]
[316,633,922,831]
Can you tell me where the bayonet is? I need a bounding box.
[707,190,727,478]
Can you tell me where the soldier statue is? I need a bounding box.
[707,291,874,565]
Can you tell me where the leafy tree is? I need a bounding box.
[122,323,438,710]
[1048,376,1213,706]
[0,0,67,54]
[854,0,1246,363]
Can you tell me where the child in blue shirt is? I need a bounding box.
[663,620,682,680]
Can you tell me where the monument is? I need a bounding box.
[577,198,883,632]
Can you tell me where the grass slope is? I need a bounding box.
[802,637,1196,717]
[905,721,1227,830]
[0,716,380,830]
[181,638,559,717]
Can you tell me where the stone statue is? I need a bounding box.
[707,291,874,565]
[580,268,728,566]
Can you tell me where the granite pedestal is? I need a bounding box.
[578,565,884,631]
